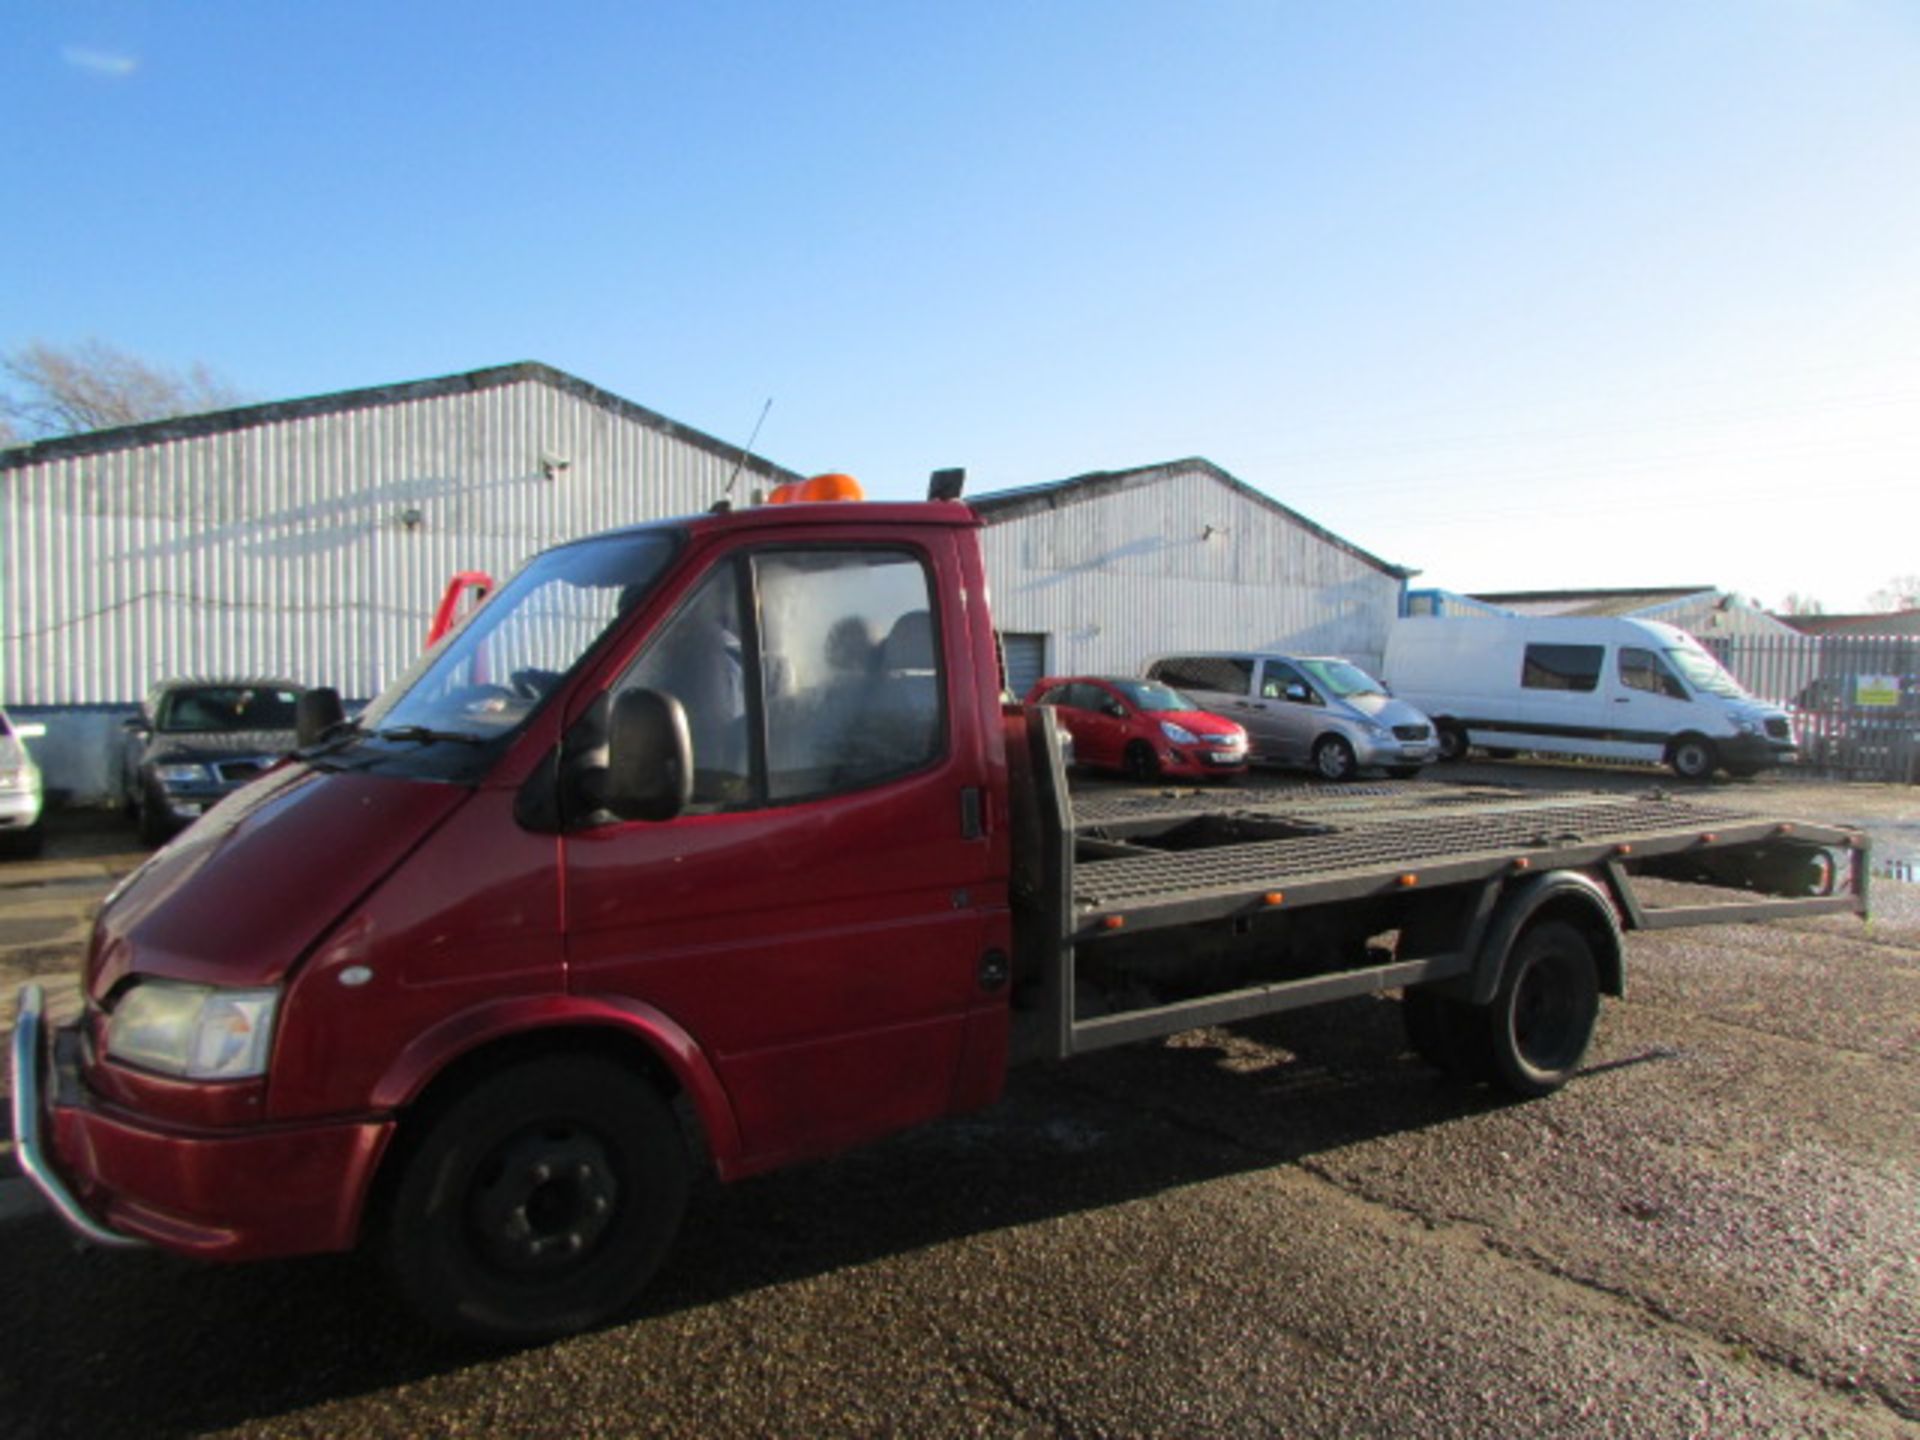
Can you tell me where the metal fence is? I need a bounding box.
[1703,632,1919,784]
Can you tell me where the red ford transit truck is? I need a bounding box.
[12,490,1868,1341]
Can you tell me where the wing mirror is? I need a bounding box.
[604,688,692,822]
[295,687,346,747]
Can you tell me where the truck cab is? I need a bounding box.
[19,500,1015,1340]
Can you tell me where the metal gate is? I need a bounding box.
[1704,632,1918,783]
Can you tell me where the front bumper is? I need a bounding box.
[1161,742,1249,777]
[1721,734,1796,768]
[1353,735,1435,768]
[0,788,42,829]
[10,983,393,1260]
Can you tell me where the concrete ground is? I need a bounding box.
[1,765,1914,1439]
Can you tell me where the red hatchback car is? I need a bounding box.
[1026,676,1249,781]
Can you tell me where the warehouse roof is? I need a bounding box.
[0,361,794,483]
[971,458,1414,579]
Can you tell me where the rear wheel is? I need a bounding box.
[1435,724,1469,762]
[1488,921,1600,1096]
[383,1056,690,1343]
[1123,741,1161,783]
[1312,735,1358,782]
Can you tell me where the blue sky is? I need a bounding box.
[6,1,1917,611]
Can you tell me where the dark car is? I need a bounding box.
[122,678,307,843]
[1025,675,1249,781]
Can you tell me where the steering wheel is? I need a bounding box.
[509,668,560,700]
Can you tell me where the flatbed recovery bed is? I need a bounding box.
[1012,712,1867,1060]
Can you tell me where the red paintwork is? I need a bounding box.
[1024,675,1249,780]
[49,1098,389,1259]
[41,498,1016,1261]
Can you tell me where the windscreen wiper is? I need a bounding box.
[374,725,489,746]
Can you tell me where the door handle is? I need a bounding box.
[960,785,986,839]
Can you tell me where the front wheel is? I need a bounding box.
[1123,740,1161,783]
[1312,735,1358,782]
[1435,724,1469,762]
[1668,736,1717,781]
[383,1056,690,1343]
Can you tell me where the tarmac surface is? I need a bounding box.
[1,760,1915,1438]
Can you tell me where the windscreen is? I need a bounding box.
[1296,659,1387,699]
[1664,645,1749,700]
[1110,680,1197,713]
[359,529,682,742]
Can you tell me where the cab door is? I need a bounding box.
[562,531,1007,1171]
[1609,645,1691,763]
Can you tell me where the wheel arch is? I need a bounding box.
[365,995,744,1199]
[1467,870,1624,1007]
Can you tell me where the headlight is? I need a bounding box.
[154,763,213,787]
[107,981,280,1079]
[1363,721,1392,738]
[1160,721,1198,744]
[1735,719,1760,736]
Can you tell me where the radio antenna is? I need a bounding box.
[720,397,774,506]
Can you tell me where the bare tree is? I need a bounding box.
[1867,574,1920,613]
[1778,592,1826,617]
[0,338,249,443]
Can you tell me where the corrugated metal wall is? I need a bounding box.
[977,467,1404,679]
[3,378,770,707]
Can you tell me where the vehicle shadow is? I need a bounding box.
[1,996,1531,1438]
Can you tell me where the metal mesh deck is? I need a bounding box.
[1069,788,1756,912]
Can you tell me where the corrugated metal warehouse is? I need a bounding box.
[2,366,1413,802]
[1,363,800,798]
[974,461,1412,697]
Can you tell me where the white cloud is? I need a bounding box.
[61,46,139,79]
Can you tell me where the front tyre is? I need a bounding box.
[1312,735,1358,782]
[384,1057,690,1343]
[1123,740,1162,783]
[1668,736,1717,782]
[1435,723,1470,762]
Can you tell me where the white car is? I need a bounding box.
[0,706,46,856]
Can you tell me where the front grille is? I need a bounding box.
[1764,717,1791,740]
[1393,724,1432,742]
[214,759,268,784]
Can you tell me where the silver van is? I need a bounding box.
[1144,652,1436,780]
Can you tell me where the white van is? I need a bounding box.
[1382,616,1795,780]
[1143,652,1437,780]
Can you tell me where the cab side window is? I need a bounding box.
[757,549,944,804]
[1261,662,1313,703]
[1619,647,1688,700]
[617,547,945,811]
[620,564,752,808]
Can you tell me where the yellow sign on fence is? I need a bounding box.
[1855,674,1901,708]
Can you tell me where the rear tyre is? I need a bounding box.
[1123,741,1161,783]
[1435,724,1469,762]
[1668,736,1717,782]
[1312,735,1358,782]
[1487,921,1600,1097]
[384,1056,690,1344]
